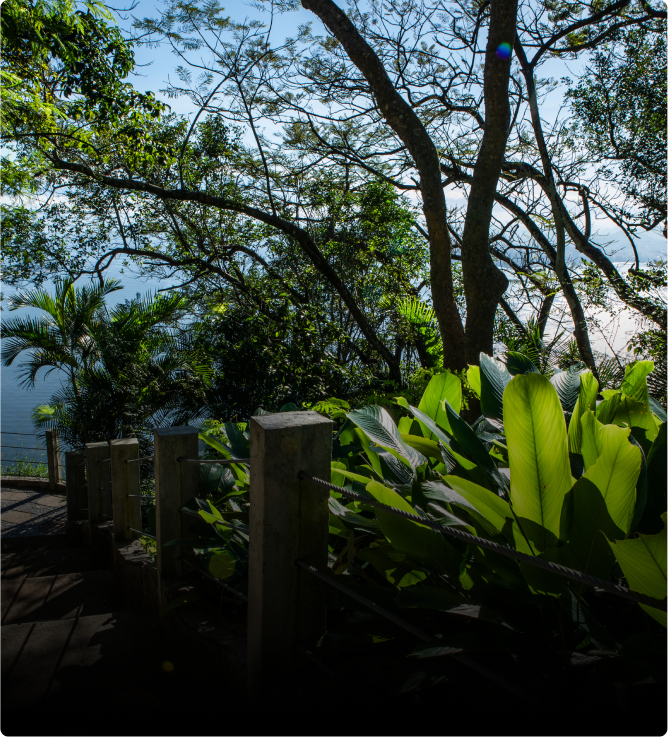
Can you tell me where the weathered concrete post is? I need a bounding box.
[85,441,111,526]
[65,450,87,523]
[247,411,332,698]
[154,426,199,586]
[45,430,61,491]
[109,438,141,542]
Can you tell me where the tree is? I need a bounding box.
[2,0,665,380]
[1,278,210,445]
[566,22,666,237]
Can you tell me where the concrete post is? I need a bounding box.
[85,441,111,525]
[46,430,61,491]
[154,427,199,585]
[247,411,332,698]
[65,451,87,522]
[109,438,141,542]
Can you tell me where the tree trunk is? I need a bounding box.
[460,0,518,365]
[301,0,467,370]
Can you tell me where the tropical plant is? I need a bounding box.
[1,278,211,447]
[168,353,666,696]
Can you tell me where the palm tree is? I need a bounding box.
[2,277,123,387]
[2,278,211,446]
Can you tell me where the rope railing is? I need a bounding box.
[177,457,250,465]
[298,471,667,612]
[128,527,155,540]
[297,560,535,702]
[97,458,111,464]
[179,507,248,533]
[182,558,249,602]
[2,445,46,451]
[125,456,154,464]
[126,494,154,502]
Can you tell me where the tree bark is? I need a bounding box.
[460,0,518,365]
[301,0,467,370]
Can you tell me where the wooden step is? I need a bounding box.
[1,569,122,625]
[2,610,169,712]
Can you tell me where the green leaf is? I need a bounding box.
[198,432,231,458]
[347,406,426,469]
[396,397,450,446]
[550,367,584,413]
[224,422,249,458]
[648,397,667,423]
[620,360,654,406]
[444,402,496,472]
[504,374,573,551]
[357,546,427,587]
[400,433,440,459]
[582,424,641,536]
[416,371,462,437]
[580,410,604,470]
[208,551,236,579]
[558,477,620,581]
[568,371,598,454]
[597,394,659,445]
[466,365,481,398]
[331,461,347,487]
[479,353,511,421]
[642,423,667,534]
[440,475,533,554]
[365,480,461,577]
[505,351,540,375]
[607,513,667,627]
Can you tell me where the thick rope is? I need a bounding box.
[298,471,667,611]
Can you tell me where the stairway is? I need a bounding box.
[0,533,210,737]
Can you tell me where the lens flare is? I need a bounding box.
[496,43,512,60]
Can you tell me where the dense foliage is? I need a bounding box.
[162,357,666,695]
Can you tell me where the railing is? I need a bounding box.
[70,412,667,704]
[2,430,62,489]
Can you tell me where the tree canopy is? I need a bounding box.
[1,0,665,395]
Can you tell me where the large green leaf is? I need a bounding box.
[596,393,660,446]
[467,365,481,398]
[620,360,654,406]
[357,546,427,587]
[642,423,667,534]
[479,353,511,421]
[505,351,540,375]
[550,367,584,413]
[504,374,573,551]
[607,513,667,627]
[557,477,618,581]
[567,371,598,454]
[348,406,426,469]
[649,397,667,423]
[396,397,451,446]
[441,475,533,554]
[580,410,604,470]
[582,424,641,536]
[444,402,496,472]
[416,371,461,437]
[365,480,461,577]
